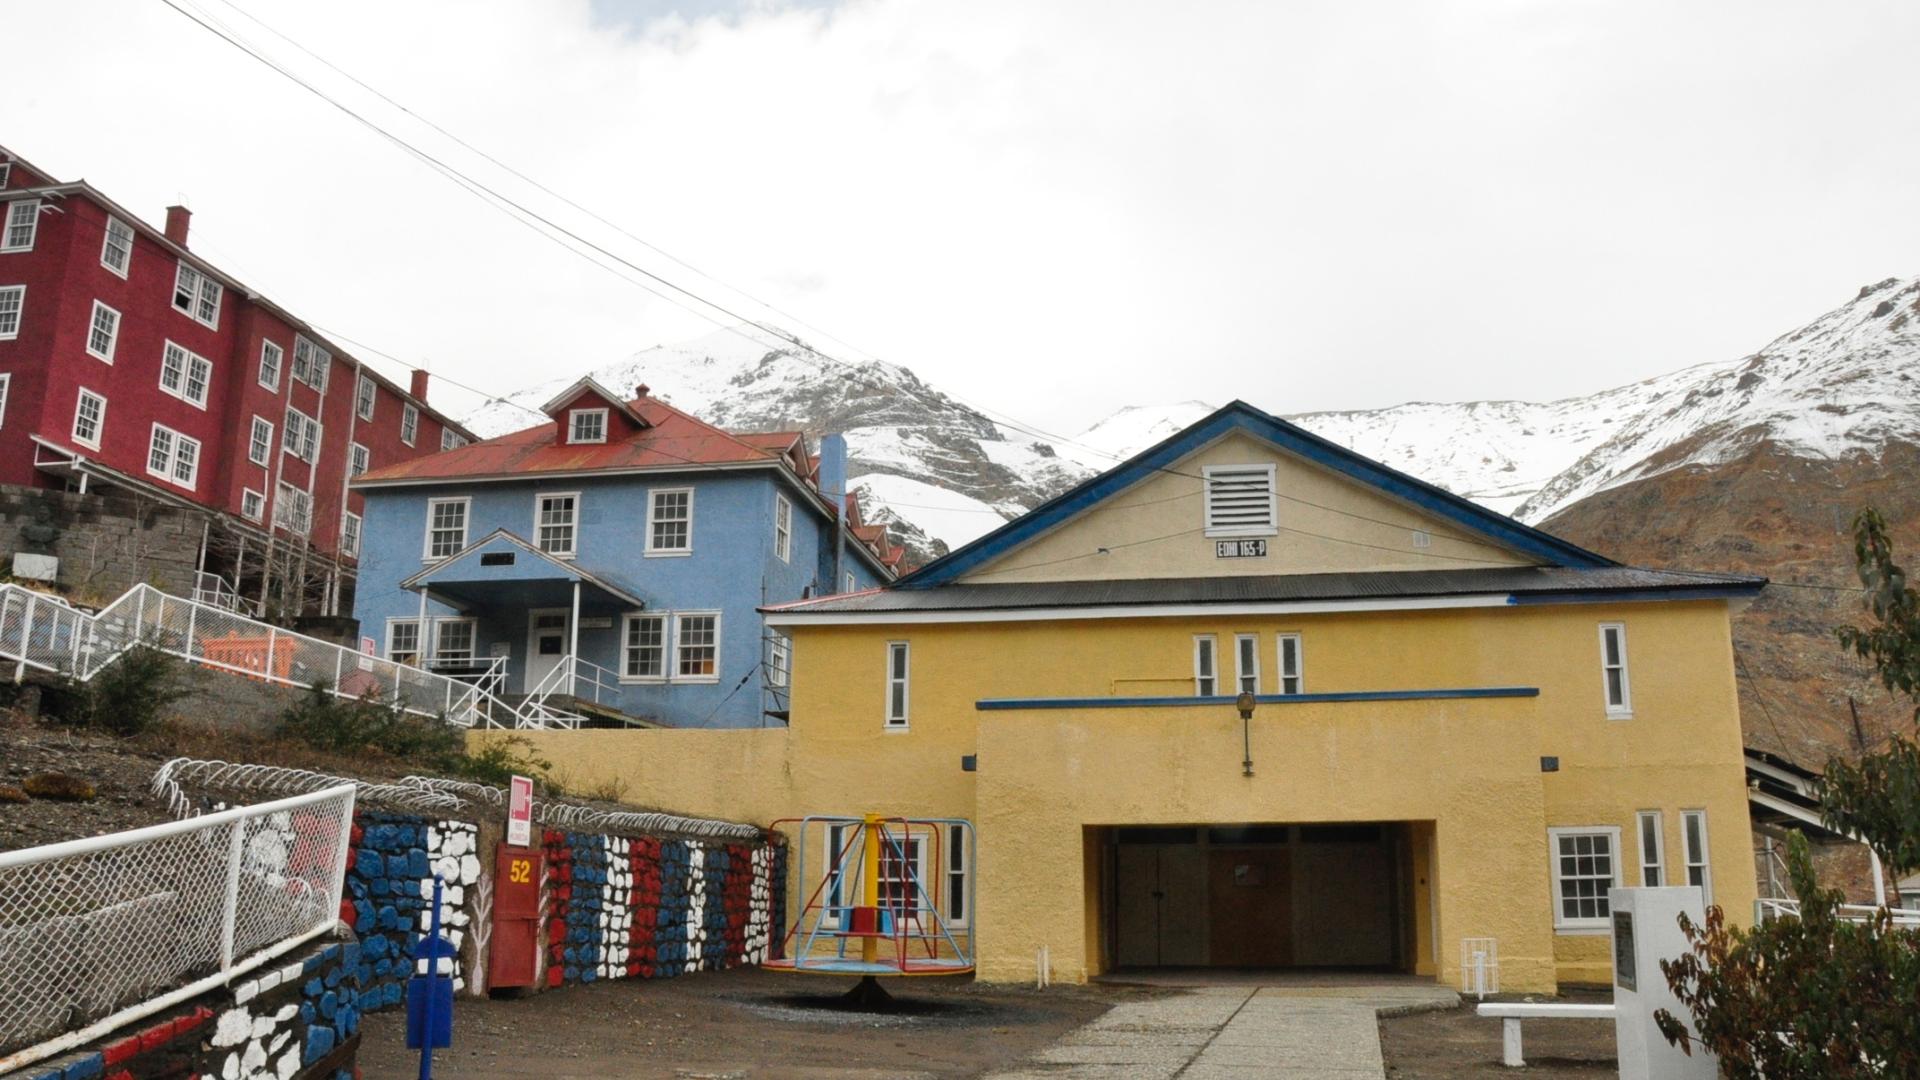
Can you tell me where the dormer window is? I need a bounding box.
[570,408,608,444]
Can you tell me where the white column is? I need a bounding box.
[418,587,434,666]
[568,580,581,696]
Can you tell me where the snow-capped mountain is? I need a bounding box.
[468,277,1919,565]
[464,327,1083,563]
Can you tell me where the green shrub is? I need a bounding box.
[81,642,189,736]
[276,683,463,761]
[455,735,553,788]
[1656,832,1920,1077]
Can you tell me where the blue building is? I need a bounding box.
[350,378,898,728]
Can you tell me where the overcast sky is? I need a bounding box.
[8,0,1917,431]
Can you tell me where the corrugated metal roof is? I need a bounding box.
[766,565,1765,613]
[355,395,804,485]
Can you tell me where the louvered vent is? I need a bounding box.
[1203,464,1278,536]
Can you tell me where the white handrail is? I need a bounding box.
[0,582,585,730]
[1755,896,1920,925]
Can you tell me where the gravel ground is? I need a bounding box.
[357,968,1132,1079]
[1379,989,1617,1077]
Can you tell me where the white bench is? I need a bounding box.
[1475,1002,1616,1067]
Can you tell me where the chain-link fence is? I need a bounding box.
[0,785,356,1072]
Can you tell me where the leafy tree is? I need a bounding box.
[1656,506,1920,1075]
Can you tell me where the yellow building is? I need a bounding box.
[506,402,1763,992]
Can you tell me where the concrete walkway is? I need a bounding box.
[987,982,1459,1079]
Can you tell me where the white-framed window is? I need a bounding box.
[647,488,693,555]
[355,374,376,421]
[86,301,120,362]
[171,261,221,328]
[274,483,313,535]
[535,492,578,557]
[823,823,852,927]
[0,162,10,188]
[569,408,607,444]
[349,442,369,477]
[386,619,422,666]
[440,429,466,451]
[1637,810,1665,887]
[1203,463,1278,537]
[1276,633,1303,695]
[424,497,469,560]
[1548,826,1621,932]
[3,199,40,252]
[282,406,321,463]
[291,335,329,391]
[767,631,791,688]
[400,403,419,446]
[145,423,201,490]
[1234,633,1259,694]
[845,571,856,593]
[158,341,212,408]
[100,216,134,277]
[885,641,910,728]
[71,388,106,449]
[248,415,273,466]
[241,488,265,522]
[0,284,23,340]
[673,612,720,681]
[944,822,969,927]
[877,830,927,918]
[341,512,362,558]
[434,618,476,661]
[0,373,10,428]
[621,613,667,681]
[1599,623,1632,718]
[1681,810,1711,905]
[258,339,283,391]
[1194,635,1217,696]
[774,493,793,562]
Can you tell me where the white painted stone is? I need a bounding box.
[434,856,459,882]
[445,885,464,907]
[427,826,442,850]
[276,1047,300,1080]
[278,962,303,985]
[251,1014,277,1038]
[222,1050,240,1080]
[233,980,259,1005]
[274,1004,297,1023]
[212,1008,252,1048]
[242,1039,268,1073]
[460,853,481,884]
[255,970,282,994]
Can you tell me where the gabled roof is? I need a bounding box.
[895,400,1615,589]
[400,529,652,608]
[540,376,651,428]
[355,392,794,486]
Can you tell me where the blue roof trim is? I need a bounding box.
[899,401,1613,589]
[975,687,1540,711]
[1506,584,1765,606]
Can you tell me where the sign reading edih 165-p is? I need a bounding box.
[1215,538,1268,559]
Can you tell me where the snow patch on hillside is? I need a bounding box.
[852,474,1009,550]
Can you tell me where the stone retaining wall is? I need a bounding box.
[0,485,203,602]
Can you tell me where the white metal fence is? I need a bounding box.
[0,785,356,1073]
[0,582,585,729]
[1755,897,1920,927]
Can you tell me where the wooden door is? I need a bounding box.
[1115,844,1162,967]
[1207,848,1293,966]
[1158,844,1209,965]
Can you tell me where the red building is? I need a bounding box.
[0,145,474,615]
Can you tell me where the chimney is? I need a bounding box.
[635,383,650,399]
[819,433,848,505]
[164,205,192,247]
[410,369,430,402]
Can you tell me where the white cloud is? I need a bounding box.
[8,0,1918,428]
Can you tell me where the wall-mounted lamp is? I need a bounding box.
[1236,691,1256,777]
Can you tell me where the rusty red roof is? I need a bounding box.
[355,394,799,486]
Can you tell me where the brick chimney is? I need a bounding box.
[410,369,430,402]
[164,205,192,247]
[635,383,650,399]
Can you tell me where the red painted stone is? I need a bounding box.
[101,1034,141,1065]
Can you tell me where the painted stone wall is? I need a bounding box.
[21,936,359,1080]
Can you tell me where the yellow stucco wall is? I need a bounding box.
[954,431,1538,584]
[484,599,1753,993]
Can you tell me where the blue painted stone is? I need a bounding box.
[304,977,323,998]
[408,849,430,877]
[363,936,386,960]
[300,1002,316,1024]
[348,879,368,899]
[319,990,338,1020]
[303,1025,336,1065]
[324,966,342,988]
[373,958,392,978]
[377,905,398,930]
[62,1054,105,1080]
[354,900,374,930]
[342,941,361,968]
[371,878,390,897]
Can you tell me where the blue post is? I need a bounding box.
[418,876,445,1079]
